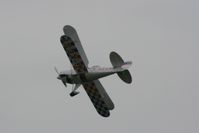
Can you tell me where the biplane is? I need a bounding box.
[55,25,132,117]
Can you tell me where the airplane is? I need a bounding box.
[55,25,132,117]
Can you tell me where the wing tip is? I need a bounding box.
[97,110,110,117]
[63,25,76,34]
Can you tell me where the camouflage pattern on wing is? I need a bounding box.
[83,81,110,117]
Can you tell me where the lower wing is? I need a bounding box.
[93,80,114,110]
[82,80,114,117]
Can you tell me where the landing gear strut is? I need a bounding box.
[70,84,81,97]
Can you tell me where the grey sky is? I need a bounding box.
[0,0,199,133]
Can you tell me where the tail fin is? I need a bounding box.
[110,51,132,84]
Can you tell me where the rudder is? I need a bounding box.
[110,51,124,68]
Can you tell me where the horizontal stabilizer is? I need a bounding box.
[110,51,132,84]
[117,70,132,84]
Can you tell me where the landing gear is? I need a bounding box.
[70,84,81,97]
[70,91,79,97]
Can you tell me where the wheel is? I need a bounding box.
[70,91,79,97]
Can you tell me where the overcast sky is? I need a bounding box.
[0,0,199,133]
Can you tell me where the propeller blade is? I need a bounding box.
[54,67,59,74]
[54,67,67,87]
[62,81,67,87]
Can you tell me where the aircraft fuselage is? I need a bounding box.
[57,68,116,84]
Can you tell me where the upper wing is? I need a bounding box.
[60,25,89,73]
[82,80,114,117]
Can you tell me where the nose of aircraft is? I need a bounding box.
[57,75,61,80]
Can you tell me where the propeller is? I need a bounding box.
[54,67,67,87]
[54,67,59,75]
